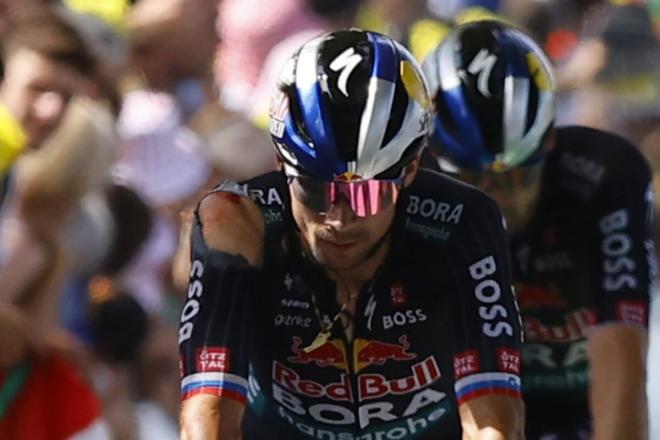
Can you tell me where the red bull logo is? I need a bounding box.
[287,337,347,369]
[524,308,596,342]
[288,335,417,373]
[517,283,568,310]
[273,355,441,402]
[354,335,416,372]
[334,171,362,182]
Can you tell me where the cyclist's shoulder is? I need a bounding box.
[552,126,650,176]
[196,173,284,265]
[200,171,287,217]
[400,168,502,248]
[237,171,289,207]
[406,167,499,217]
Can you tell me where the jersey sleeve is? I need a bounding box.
[448,192,523,405]
[178,197,258,405]
[591,148,655,328]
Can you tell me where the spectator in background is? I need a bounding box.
[86,286,151,440]
[127,0,217,115]
[249,0,364,128]
[116,0,218,311]
[365,0,432,41]
[58,5,129,114]
[555,2,660,146]
[0,103,114,438]
[0,6,118,439]
[0,5,114,331]
[216,0,325,113]
[112,90,212,312]
[0,5,97,150]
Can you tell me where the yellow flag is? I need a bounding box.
[64,0,130,29]
[0,103,26,177]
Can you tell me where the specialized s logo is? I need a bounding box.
[467,48,497,98]
[329,47,362,97]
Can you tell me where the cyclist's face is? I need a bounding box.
[292,193,396,271]
[459,164,543,232]
[290,162,419,271]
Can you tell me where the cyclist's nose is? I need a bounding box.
[324,195,356,226]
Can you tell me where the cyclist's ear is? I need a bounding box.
[402,157,421,188]
[275,156,284,171]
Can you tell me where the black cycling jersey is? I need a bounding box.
[511,126,655,438]
[178,168,523,439]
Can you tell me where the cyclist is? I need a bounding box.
[179,29,524,439]
[423,20,654,439]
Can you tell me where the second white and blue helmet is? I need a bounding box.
[423,21,556,172]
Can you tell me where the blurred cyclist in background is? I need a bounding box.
[179,29,524,439]
[423,20,653,439]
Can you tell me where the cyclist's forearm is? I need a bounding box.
[589,324,648,440]
[181,396,221,440]
[459,395,525,440]
[181,396,244,440]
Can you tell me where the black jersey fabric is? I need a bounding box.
[178,168,523,439]
[510,126,655,438]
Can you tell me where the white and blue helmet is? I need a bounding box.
[423,21,556,172]
[269,29,432,181]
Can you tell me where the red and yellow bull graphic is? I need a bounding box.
[334,171,363,182]
[288,337,347,369]
[287,335,417,373]
[353,335,416,372]
[517,283,568,310]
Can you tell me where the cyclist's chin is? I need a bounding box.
[310,238,369,270]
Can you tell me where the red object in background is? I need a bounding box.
[545,29,579,62]
[0,354,101,440]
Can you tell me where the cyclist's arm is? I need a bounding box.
[459,394,525,440]
[179,189,264,440]
[195,191,264,265]
[589,324,648,440]
[181,395,244,440]
[451,192,525,439]
[587,139,654,440]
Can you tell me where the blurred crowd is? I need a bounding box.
[0,0,658,438]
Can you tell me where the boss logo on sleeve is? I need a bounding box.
[469,256,513,338]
